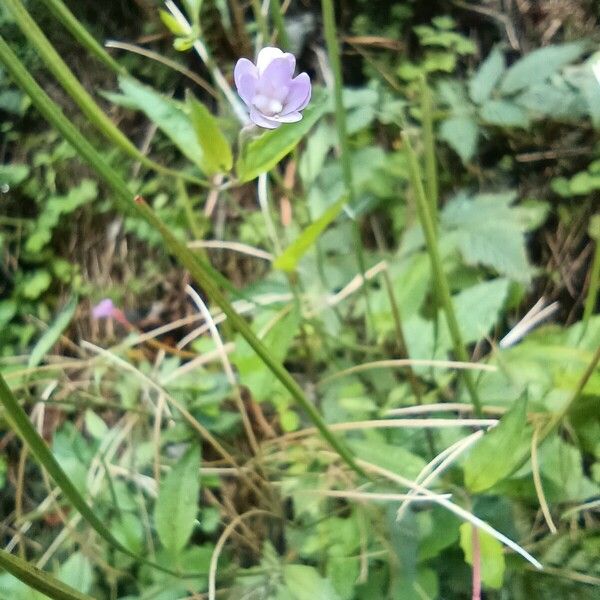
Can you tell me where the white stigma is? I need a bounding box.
[253,94,283,116]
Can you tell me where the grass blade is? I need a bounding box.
[0,548,94,600]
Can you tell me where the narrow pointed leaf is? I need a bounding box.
[0,548,94,600]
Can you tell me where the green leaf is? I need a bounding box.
[500,42,587,95]
[236,93,327,183]
[186,91,232,175]
[459,524,506,589]
[19,270,52,300]
[0,163,29,186]
[464,395,531,492]
[0,547,94,600]
[155,445,201,554]
[58,553,93,595]
[117,76,205,172]
[275,195,348,272]
[439,115,479,163]
[28,295,78,368]
[451,278,511,344]
[442,191,537,282]
[26,180,97,253]
[282,565,341,600]
[469,46,505,104]
[159,10,187,36]
[480,99,529,128]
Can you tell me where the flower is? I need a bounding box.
[234,47,311,129]
[92,298,116,319]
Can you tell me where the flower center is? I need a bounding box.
[252,94,284,117]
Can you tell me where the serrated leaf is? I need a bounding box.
[480,99,529,127]
[28,295,78,368]
[500,42,587,95]
[116,76,205,172]
[459,524,506,589]
[441,192,537,282]
[464,395,530,492]
[469,46,505,104]
[439,115,479,163]
[155,445,201,554]
[236,93,326,182]
[274,195,347,272]
[186,91,232,175]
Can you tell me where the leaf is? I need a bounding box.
[0,163,29,186]
[480,99,529,127]
[451,278,511,344]
[500,42,587,95]
[274,195,348,272]
[439,115,479,163]
[25,181,97,253]
[0,547,94,600]
[155,445,201,554]
[117,76,205,172]
[441,191,537,282]
[459,524,506,589]
[464,395,530,492]
[469,46,505,104]
[58,553,93,595]
[236,94,327,183]
[298,121,335,185]
[28,295,78,368]
[282,565,341,600]
[186,91,232,175]
[19,270,52,300]
[349,439,426,481]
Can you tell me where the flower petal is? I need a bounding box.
[257,57,295,103]
[282,72,311,114]
[234,58,258,105]
[92,298,115,319]
[249,107,282,129]
[272,111,303,124]
[256,47,295,76]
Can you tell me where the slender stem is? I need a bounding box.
[38,0,125,75]
[5,0,208,188]
[0,35,366,480]
[402,130,482,416]
[582,234,600,332]
[321,0,374,336]
[251,0,270,43]
[178,179,205,241]
[420,75,438,223]
[271,0,290,48]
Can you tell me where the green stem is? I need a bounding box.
[582,236,600,332]
[38,0,125,75]
[5,0,208,188]
[321,0,374,337]
[420,75,438,222]
[0,34,366,480]
[251,0,270,42]
[0,547,94,600]
[402,131,482,416]
[270,0,290,48]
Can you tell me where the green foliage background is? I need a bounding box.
[0,0,599,599]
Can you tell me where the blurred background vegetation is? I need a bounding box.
[1,1,599,599]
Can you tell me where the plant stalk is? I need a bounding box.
[402,131,482,416]
[321,0,374,337]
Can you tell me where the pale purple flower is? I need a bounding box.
[234,47,311,129]
[92,298,116,319]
